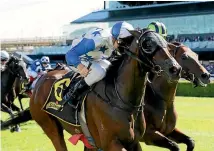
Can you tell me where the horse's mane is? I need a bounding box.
[105,53,125,84]
[104,35,135,84]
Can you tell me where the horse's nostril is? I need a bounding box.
[201,73,210,79]
[169,66,178,75]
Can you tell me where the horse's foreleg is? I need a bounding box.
[10,102,21,112]
[143,130,180,151]
[1,103,14,116]
[167,128,195,151]
[18,95,24,111]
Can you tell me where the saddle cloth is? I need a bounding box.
[42,71,87,126]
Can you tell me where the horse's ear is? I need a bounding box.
[128,30,141,38]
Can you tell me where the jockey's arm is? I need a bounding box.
[66,38,96,69]
[35,65,42,72]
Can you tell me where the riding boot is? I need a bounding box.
[62,80,89,108]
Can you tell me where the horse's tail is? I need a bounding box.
[1,108,32,130]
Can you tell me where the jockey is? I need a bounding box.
[26,56,52,90]
[63,21,134,107]
[147,21,168,39]
[0,50,10,71]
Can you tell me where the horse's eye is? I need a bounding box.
[142,40,152,49]
[181,53,188,60]
[146,40,153,47]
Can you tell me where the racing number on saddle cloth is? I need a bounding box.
[54,78,71,102]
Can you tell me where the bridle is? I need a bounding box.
[119,30,164,76]
[106,30,167,113]
[171,43,196,85]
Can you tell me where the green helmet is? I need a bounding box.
[147,22,167,39]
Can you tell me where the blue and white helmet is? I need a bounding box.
[111,21,134,40]
[0,50,10,60]
[40,56,50,63]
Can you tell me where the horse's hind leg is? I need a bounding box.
[167,128,195,151]
[143,130,180,151]
[31,107,67,151]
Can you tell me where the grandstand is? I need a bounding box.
[1,37,65,50]
[62,1,214,61]
[9,1,213,72]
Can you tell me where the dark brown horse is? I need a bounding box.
[30,29,182,151]
[1,56,28,131]
[1,56,28,114]
[141,43,211,151]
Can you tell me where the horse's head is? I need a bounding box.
[128,29,182,82]
[6,56,29,81]
[169,43,211,87]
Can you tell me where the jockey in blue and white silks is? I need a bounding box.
[63,21,134,107]
[27,56,52,90]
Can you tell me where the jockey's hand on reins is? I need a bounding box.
[58,62,92,112]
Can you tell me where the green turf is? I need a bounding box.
[1,97,214,151]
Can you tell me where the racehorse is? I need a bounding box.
[141,42,211,151]
[30,29,182,151]
[1,56,28,123]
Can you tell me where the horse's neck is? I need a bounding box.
[151,75,178,105]
[2,68,16,90]
[116,54,147,108]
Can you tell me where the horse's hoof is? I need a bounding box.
[14,125,21,132]
[186,138,195,151]
[170,142,180,151]
[10,127,15,133]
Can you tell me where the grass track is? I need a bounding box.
[1,96,214,151]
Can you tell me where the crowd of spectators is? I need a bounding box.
[118,1,180,7]
[177,35,214,43]
[202,61,214,74]
[204,64,214,74]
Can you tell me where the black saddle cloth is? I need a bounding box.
[43,71,87,126]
